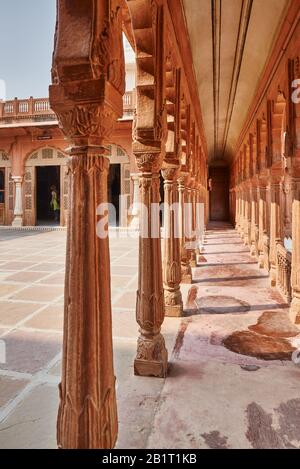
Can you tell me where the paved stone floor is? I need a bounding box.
[0,223,299,449]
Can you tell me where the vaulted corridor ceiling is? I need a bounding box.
[181,0,291,163]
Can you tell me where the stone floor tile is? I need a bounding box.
[0,301,42,326]
[113,290,137,309]
[27,263,64,272]
[0,329,62,374]
[0,376,29,407]
[4,271,49,283]
[37,272,65,286]
[0,285,22,298]
[9,285,64,302]
[0,384,58,449]
[23,304,64,331]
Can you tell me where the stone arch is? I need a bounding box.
[24,145,68,166]
[23,146,69,226]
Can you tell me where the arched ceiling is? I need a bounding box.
[181,0,291,163]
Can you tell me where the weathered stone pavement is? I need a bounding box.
[0,224,299,448]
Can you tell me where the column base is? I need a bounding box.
[250,243,257,257]
[258,252,264,269]
[270,265,277,287]
[181,274,192,284]
[134,334,168,378]
[165,303,183,317]
[181,263,192,284]
[12,216,23,227]
[289,297,300,324]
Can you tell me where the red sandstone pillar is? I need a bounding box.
[178,174,192,283]
[162,166,183,317]
[290,175,300,324]
[134,152,168,377]
[257,180,268,268]
[269,173,283,287]
[250,180,259,257]
[49,0,125,448]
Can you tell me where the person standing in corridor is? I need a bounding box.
[50,185,60,223]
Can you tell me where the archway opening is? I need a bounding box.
[36,165,60,225]
[209,165,229,222]
[108,163,121,226]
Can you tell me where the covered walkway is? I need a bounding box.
[0,224,299,449]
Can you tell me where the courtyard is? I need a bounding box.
[0,225,299,449]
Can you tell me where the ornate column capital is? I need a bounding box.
[135,149,163,174]
[161,166,180,182]
[11,175,23,184]
[49,0,125,148]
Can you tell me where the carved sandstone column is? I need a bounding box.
[134,152,168,377]
[162,167,183,317]
[130,173,140,229]
[243,187,250,245]
[235,188,240,231]
[269,174,283,287]
[250,180,259,257]
[11,176,23,227]
[257,181,267,268]
[188,180,197,268]
[127,0,168,377]
[290,176,300,324]
[49,0,125,449]
[178,174,192,283]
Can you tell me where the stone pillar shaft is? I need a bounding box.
[243,189,250,245]
[57,150,117,449]
[12,176,23,227]
[178,177,192,283]
[49,0,125,448]
[250,183,259,257]
[257,184,267,268]
[188,185,197,268]
[290,177,300,324]
[162,167,183,317]
[130,173,140,229]
[134,162,168,377]
[269,179,283,286]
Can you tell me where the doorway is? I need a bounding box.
[108,164,121,226]
[209,166,229,221]
[36,166,60,225]
[0,169,5,225]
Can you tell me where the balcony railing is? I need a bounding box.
[0,91,136,124]
[276,243,292,303]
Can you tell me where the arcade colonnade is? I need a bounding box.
[47,0,300,450]
[229,14,300,325]
[49,0,208,449]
